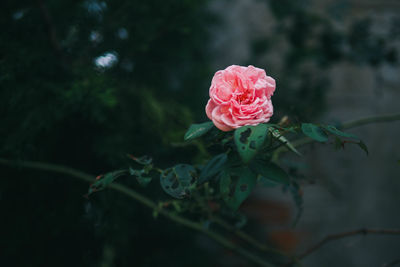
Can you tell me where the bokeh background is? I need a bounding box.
[1,0,400,266]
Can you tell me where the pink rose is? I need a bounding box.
[205,65,276,131]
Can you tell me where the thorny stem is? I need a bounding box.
[280,228,400,267]
[272,112,400,159]
[192,192,301,266]
[297,228,400,260]
[381,258,400,267]
[210,216,302,266]
[341,113,400,129]
[212,217,286,256]
[0,158,275,267]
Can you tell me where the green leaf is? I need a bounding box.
[357,141,369,155]
[199,153,228,183]
[88,170,126,195]
[160,164,197,199]
[137,176,152,186]
[301,123,328,142]
[250,160,290,185]
[219,171,231,197]
[322,125,359,139]
[220,168,257,210]
[127,154,153,165]
[258,177,280,187]
[333,138,368,155]
[184,122,214,141]
[234,124,270,163]
[129,168,152,186]
[269,128,302,156]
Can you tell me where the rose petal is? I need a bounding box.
[206,99,217,120]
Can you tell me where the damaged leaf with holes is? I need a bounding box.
[160,164,197,199]
[219,168,257,210]
[234,124,271,163]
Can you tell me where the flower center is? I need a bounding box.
[235,90,251,103]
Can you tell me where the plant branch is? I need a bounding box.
[381,258,400,267]
[340,113,400,129]
[0,158,275,267]
[298,228,400,260]
[211,216,302,266]
[211,217,287,256]
[273,112,400,159]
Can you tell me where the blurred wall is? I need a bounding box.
[209,0,400,266]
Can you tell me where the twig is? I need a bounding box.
[273,112,400,159]
[212,217,288,256]
[211,216,302,266]
[340,113,400,129]
[0,158,275,267]
[298,228,400,260]
[382,259,400,267]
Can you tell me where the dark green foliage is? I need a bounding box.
[128,155,153,165]
[250,160,290,185]
[301,123,329,142]
[184,122,214,141]
[129,168,153,187]
[88,170,127,195]
[126,155,155,186]
[89,120,369,228]
[220,168,257,210]
[0,0,214,165]
[160,164,197,199]
[1,1,216,266]
[319,125,368,155]
[258,177,281,187]
[268,0,306,19]
[322,125,358,139]
[234,124,271,163]
[198,153,227,183]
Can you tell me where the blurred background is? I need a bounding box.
[1,0,400,266]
